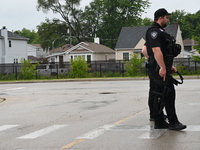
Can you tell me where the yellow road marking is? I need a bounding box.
[60,109,147,149]
[60,139,86,149]
[113,109,147,125]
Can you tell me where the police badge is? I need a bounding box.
[151,31,158,39]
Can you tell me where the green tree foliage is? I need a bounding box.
[124,54,145,76]
[37,0,150,48]
[193,36,200,54]
[92,0,150,48]
[139,17,153,26]
[19,59,39,79]
[169,10,186,25]
[37,19,70,50]
[170,10,200,39]
[14,28,39,44]
[169,10,200,51]
[37,0,85,43]
[181,11,200,39]
[68,56,89,78]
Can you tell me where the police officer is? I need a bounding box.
[142,45,155,121]
[145,8,186,130]
[142,45,167,121]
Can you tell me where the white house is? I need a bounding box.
[27,44,49,62]
[47,39,115,63]
[0,26,29,63]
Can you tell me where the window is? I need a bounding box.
[73,55,85,60]
[51,57,55,63]
[123,52,129,61]
[87,55,91,63]
[9,41,11,47]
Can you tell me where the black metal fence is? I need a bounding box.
[0,58,200,80]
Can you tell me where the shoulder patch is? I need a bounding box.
[150,31,158,39]
[159,28,164,32]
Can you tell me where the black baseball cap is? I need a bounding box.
[154,8,171,19]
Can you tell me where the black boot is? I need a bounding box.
[169,122,187,131]
[154,121,169,129]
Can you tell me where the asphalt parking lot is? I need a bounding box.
[0,78,199,150]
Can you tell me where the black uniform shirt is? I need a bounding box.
[145,22,168,78]
[146,22,166,57]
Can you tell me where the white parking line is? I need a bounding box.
[77,124,115,140]
[18,125,67,139]
[138,129,168,139]
[5,87,25,91]
[184,125,200,131]
[0,125,19,132]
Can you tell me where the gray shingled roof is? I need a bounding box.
[7,31,29,40]
[115,24,178,49]
[0,30,29,40]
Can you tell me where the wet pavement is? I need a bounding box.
[0,79,199,150]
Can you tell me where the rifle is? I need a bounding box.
[154,71,183,114]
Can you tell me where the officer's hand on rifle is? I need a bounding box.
[171,66,177,73]
[159,67,166,81]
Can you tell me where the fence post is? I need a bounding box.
[100,64,102,77]
[35,66,38,80]
[13,63,15,73]
[57,64,59,79]
[188,58,190,71]
[15,64,17,80]
[122,63,124,77]
[195,61,197,71]
[95,61,97,72]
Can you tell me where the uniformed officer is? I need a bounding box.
[142,45,167,122]
[145,8,186,130]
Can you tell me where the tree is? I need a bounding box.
[169,10,186,25]
[139,17,153,26]
[194,36,200,54]
[80,1,103,41]
[37,19,70,50]
[37,0,85,43]
[37,0,150,48]
[93,0,150,48]
[14,28,39,44]
[169,10,200,39]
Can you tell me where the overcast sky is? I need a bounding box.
[0,0,199,31]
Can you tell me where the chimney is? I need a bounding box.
[1,26,8,63]
[1,26,8,39]
[94,37,100,44]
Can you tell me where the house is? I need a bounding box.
[27,44,49,62]
[182,38,199,57]
[0,26,29,64]
[49,44,72,55]
[183,38,198,51]
[115,24,184,60]
[47,39,115,63]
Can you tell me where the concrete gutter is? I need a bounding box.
[0,76,199,84]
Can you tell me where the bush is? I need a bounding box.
[124,54,145,76]
[19,59,39,79]
[68,56,89,78]
[0,73,16,80]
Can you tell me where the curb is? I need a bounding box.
[0,76,199,84]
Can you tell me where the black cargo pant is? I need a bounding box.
[153,77,179,125]
[148,78,155,119]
